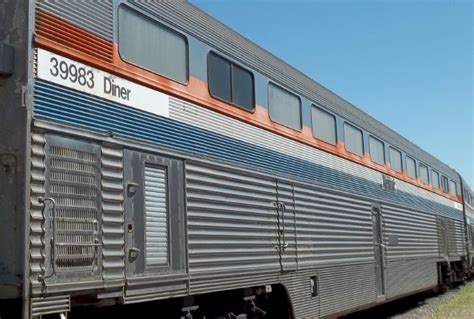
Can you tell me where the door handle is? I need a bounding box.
[128,247,141,260]
[126,181,140,196]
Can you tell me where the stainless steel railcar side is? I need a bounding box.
[0,1,471,318]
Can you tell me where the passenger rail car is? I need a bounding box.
[0,1,472,318]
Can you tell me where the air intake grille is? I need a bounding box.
[46,137,101,273]
[144,165,169,266]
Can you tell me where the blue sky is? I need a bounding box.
[191,0,473,188]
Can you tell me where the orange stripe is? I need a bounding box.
[34,12,462,204]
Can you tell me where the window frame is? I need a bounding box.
[267,81,302,131]
[419,163,430,185]
[117,4,189,85]
[368,135,385,166]
[343,122,365,157]
[431,170,440,189]
[311,105,337,145]
[441,175,449,193]
[449,180,457,196]
[388,146,403,173]
[207,51,255,113]
[406,155,417,179]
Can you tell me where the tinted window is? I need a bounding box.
[369,136,385,165]
[420,164,429,184]
[232,64,254,110]
[119,6,187,83]
[344,123,364,156]
[208,53,231,102]
[312,106,337,145]
[449,180,457,196]
[441,176,449,192]
[432,170,440,189]
[268,83,301,130]
[208,53,254,111]
[389,147,402,173]
[406,156,416,179]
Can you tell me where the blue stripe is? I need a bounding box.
[33,80,462,220]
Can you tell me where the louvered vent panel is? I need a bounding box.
[144,165,169,266]
[47,142,101,272]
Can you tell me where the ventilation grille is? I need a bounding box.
[47,142,100,272]
[144,165,169,266]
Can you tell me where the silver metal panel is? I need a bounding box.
[382,204,439,260]
[30,295,70,317]
[29,131,47,293]
[101,145,125,281]
[318,263,376,317]
[131,1,457,180]
[169,97,460,216]
[36,0,113,40]
[144,165,168,266]
[186,163,280,273]
[293,184,374,267]
[280,269,320,318]
[386,259,437,298]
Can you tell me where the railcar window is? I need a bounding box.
[344,123,364,156]
[432,170,440,189]
[406,156,417,179]
[389,147,402,173]
[420,163,429,184]
[118,6,187,84]
[441,176,449,192]
[268,83,302,131]
[369,136,385,166]
[312,106,337,145]
[208,52,255,111]
[208,53,232,102]
[449,180,457,196]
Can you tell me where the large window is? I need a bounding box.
[344,123,364,156]
[312,106,336,145]
[420,163,429,184]
[449,180,457,196]
[369,136,385,165]
[268,83,301,131]
[432,170,440,189]
[118,6,187,84]
[389,147,402,173]
[208,52,254,111]
[406,156,417,179]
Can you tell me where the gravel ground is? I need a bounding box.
[345,280,474,319]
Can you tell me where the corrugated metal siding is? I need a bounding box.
[32,80,462,221]
[186,163,280,274]
[280,270,320,318]
[453,220,465,256]
[131,1,457,179]
[30,295,70,317]
[293,185,374,267]
[386,259,437,298]
[318,263,376,317]
[144,165,169,266]
[29,131,47,294]
[36,0,113,40]
[35,3,113,63]
[382,204,439,260]
[168,97,460,218]
[101,145,125,281]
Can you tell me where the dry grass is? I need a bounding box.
[425,282,474,319]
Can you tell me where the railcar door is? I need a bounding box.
[123,150,186,279]
[372,205,386,300]
[275,180,298,272]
